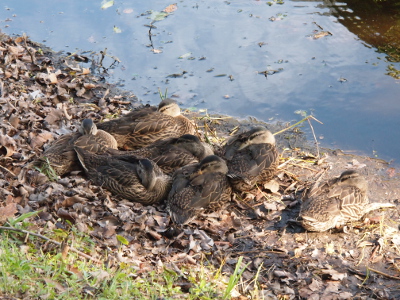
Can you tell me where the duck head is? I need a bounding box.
[158,98,181,117]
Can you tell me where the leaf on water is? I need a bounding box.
[150,11,169,22]
[123,8,134,14]
[151,48,163,54]
[101,0,114,10]
[113,26,122,34]
[116,234,129,245]
[178,52,192,59]
[163,3,178,13]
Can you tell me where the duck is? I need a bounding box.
[74,146,172,204]
[96,98,196,150]
[167,155,232,224]
[72,134,214,175]
[222,126,278,192]
[32,118,117,176]
[299,170,395,232]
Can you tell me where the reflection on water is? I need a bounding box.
[323,0,400,62]
[1,0,400,165]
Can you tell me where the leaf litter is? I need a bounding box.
[0,32,399,299]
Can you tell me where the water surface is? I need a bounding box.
[2,0,400,164]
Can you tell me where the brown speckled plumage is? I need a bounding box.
[300,170,394,232]
[96,99,196,150]
[74,146,172,204]
[33,119,117,176]
[73,134,213,175]
[222,127,278,192]
[167,155,232,224]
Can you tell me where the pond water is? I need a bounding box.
[2,0,400,164]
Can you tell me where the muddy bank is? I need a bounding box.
[0,33,399,299]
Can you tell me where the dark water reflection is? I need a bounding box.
[1,0,400,164]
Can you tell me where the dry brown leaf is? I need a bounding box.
[62,195,87,207]
[43,278,66,293]
[8,114,20,128]
[0,202,18,224]
[44,109,64,125]
[83,83,96,89]
[80,68,90,75]
[48,73,58,84]
[264,179,280,193]
[29,131,54,149]
[164,3,177,13]
[0,133,17,156]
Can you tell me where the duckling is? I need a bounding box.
[74,146,172,204]
[167,155,232,224]
[299,170,395,232]
[32,119,117,176]
[222,126,278,192]
[96,98,196,150]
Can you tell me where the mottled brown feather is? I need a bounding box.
[300,170,372,232]
[223,127,278,192]
[74,146,171,205]
[96,99,196,150]
[32,119,117,176]
[167,155,232,224]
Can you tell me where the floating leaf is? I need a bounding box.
[178,52,192,59]
[113,26,122,33]
[163,3,178,13]
[101,0,114,10]
[150,11,169,22]
[123,8,134,14]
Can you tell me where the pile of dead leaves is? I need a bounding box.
[0,33,400,299]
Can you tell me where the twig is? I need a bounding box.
[307,117,320,158]
[62,103,72,120]
[22,33,36,64]
[0,164,16,177]
[367,267,400,280]
[0,226,102,264]
[273,115,323,136]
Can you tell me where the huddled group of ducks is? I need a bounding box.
[32,99,394,230]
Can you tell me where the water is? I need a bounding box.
[1,0,400,164]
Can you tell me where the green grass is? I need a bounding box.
[0,214,245,299]
[35,156,59,181]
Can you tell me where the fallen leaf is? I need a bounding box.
[150,11,169,22]
[264,179,280,193]
[164,3,178,13]
[113,26,122,34]
[48,73,58,84]
[101,0,114,10]
[123,8,134,14]
[0,202,18,224]
[0,134,17,156]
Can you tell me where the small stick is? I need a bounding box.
[22,34,36,64]
[307,117,320,158]
[0,164,16,177]
[367,267,400,280]
[273,115,323,136]
[0,226,102,264]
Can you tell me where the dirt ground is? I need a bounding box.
[0,33,399,299]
